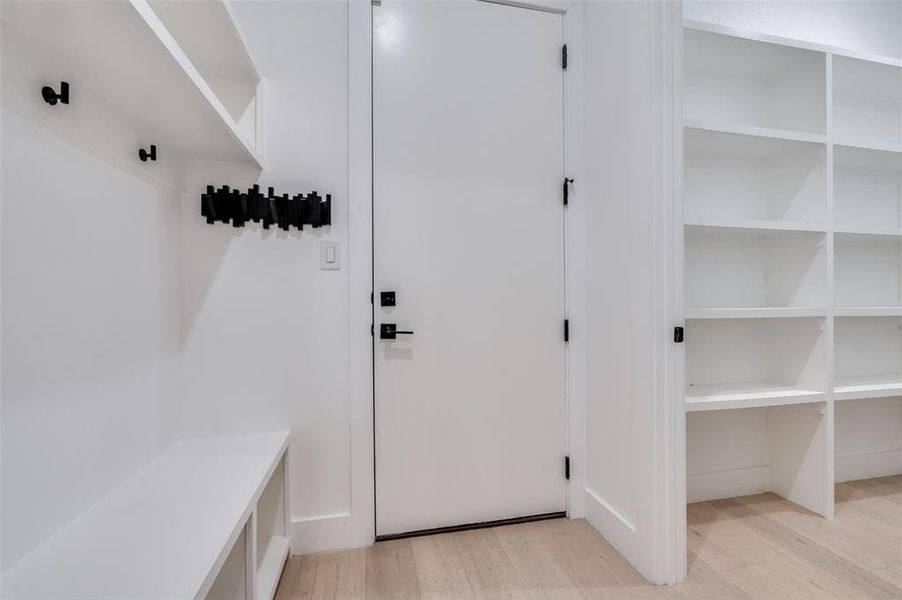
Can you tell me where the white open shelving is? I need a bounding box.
[683,19,902,518]
[685,317,827,412]
[0,0,263,173]
[834,55,902,152]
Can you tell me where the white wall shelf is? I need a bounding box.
[834,56,902,151]
[686,228,826,310]
[834,145,902,235]
[835,307,902,317]
[834,374,902,401]
[0,0,263,168]
[686,383,826,412]
[684,19,902,518]
[683,26,826,135]
[684,119,827,145]
[686,307,827,319]
[835,316,902,401]
[685,317,827,416]
[1,432,289,600]
[685,219,827,234]
[684,125,826,230]
[835,233,902,308]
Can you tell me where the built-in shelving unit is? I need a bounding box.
[1,432,290,600]
[0,0,263,175]
[683,19,902,517]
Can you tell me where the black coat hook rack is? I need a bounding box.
[139,145,157,162]
[42,81,69,106]
[201,184,331,231]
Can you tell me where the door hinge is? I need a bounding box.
[673,326,684,343]
[562,44,568,70]
[564,319,570,342]
[563,178,574,206]
[371,323,375,337]
[564,456,570,480]
[370,291,374,305]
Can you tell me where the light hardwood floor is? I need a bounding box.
[276,475,902,599]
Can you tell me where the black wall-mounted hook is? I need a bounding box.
[139,145,157,162]
[42,81,69,106]
[201,184,332,232]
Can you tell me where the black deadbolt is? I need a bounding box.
[380,291,396,307]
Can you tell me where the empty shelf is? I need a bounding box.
[685,218,827,234]
[686,307,827,319]
[686,382,826,412]
[684,119,827,145]
[834,139,902,155]
[835,228,902,239]
[834,307,902,317]
[835,374,902,401]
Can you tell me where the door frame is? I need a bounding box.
[347,0,685,584]
[350,0,586,548]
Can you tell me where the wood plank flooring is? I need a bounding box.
[276,475,902,599]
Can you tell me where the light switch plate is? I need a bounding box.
[321,241,341,270]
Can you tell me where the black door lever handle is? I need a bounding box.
[380,323,414,340]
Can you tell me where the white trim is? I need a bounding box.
[348,0,588,544]
[657,0,685,585]
[686,466,771,503]
[564,0,587,521]
[585,488,644,573]
[348,0,376,550]
[836,449,902,483]
[290,513,353,556]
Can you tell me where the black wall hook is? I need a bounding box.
[201,184,331,232]
[42,81,69,106]
[139,145,157,162]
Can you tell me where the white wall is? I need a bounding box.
[0,108,182,569]
[177,0,353,554]
[582,0,680,583]
[684,0,902,58]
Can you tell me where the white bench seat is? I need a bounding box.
[2,431,289,600]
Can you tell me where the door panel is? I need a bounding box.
[374,0,565,536]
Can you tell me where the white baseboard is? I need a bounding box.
[584,488,650,581]
[836,449,902,483]
[289,513,352,556]
[687,466,770,503]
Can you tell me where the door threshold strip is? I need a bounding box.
[375,511,567,542]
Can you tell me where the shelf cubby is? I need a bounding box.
[835,232,902,308]
[685,318,827,411]
[684,126,827,227]
[687,404,830,516]
[256,455,290,600]
[685,228,826,310]
[834,316,902,401]
[684,28,826,135]
[834,145,902,234]
[834,56,902,152]
[835,398,902,482]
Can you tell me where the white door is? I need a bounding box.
[373,0,566,537]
